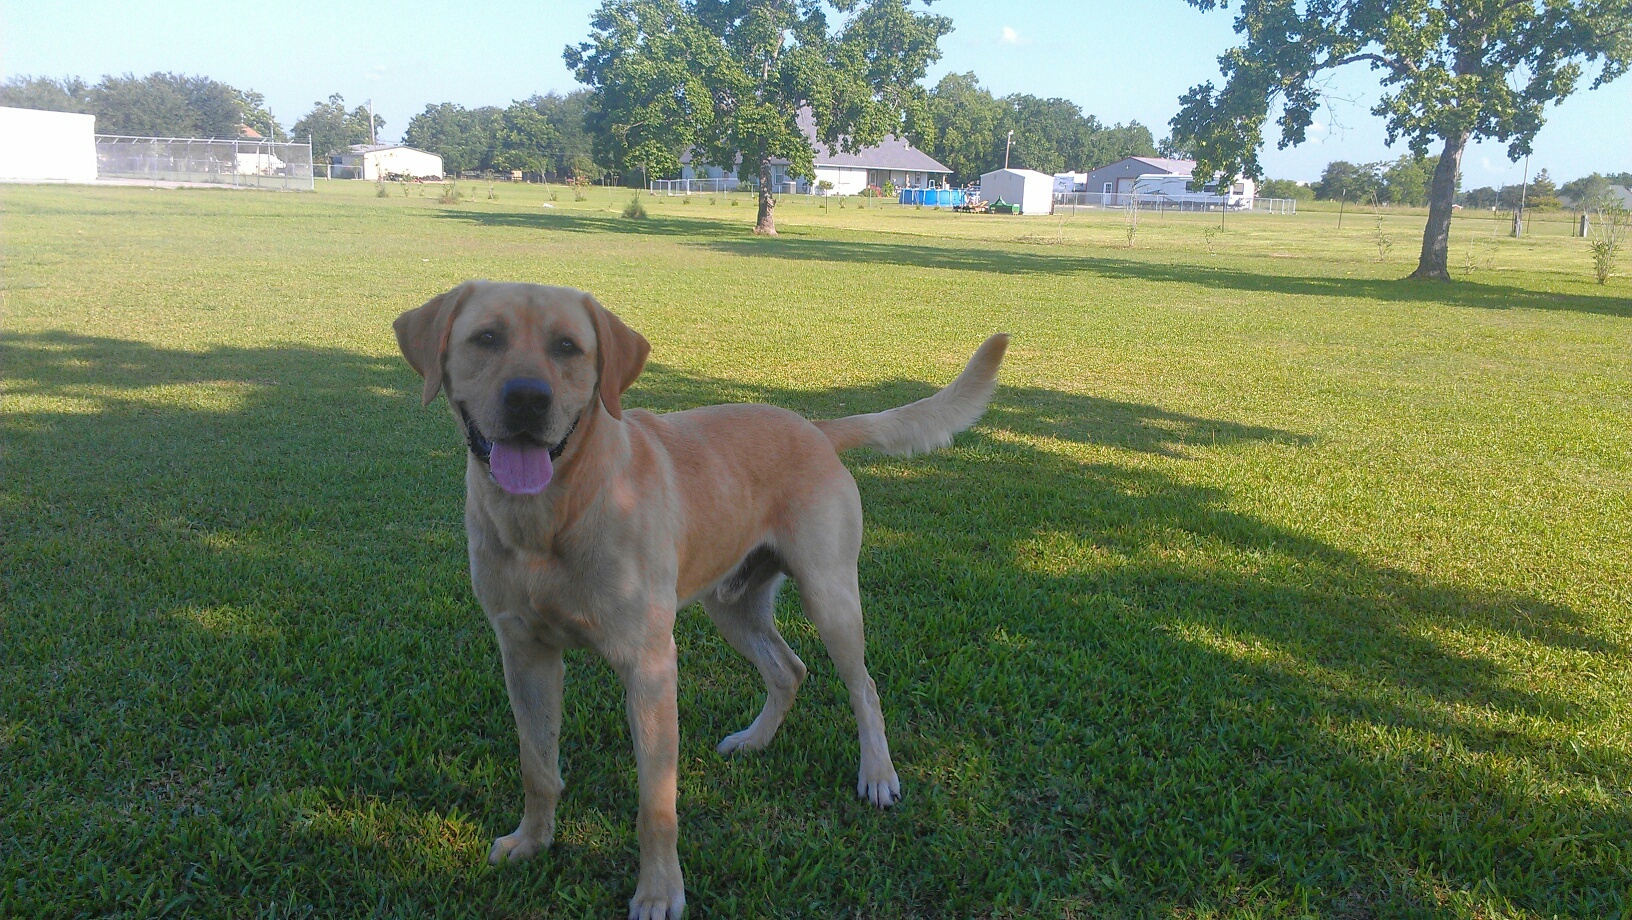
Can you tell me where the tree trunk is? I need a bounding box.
[1409,130,1470,281]
[754,156,776,235]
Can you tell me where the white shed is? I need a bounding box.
[0,106,97,184]
[979,168,1054,215]
[334,144,443,180]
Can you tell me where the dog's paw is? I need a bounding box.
[487,829,549,865]
[714,726,771,754]
[627,883,685,919]
[857,766,902,809]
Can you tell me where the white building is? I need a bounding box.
[0,106,97,184]
[979,168,1055,215]
[1080,156,1256,207]
[333,144,444,180]
[1053,172,1088,194]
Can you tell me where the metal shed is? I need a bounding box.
[979,168,1054,215]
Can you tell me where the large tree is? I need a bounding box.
[294,94,384,159]
[567,0,952,234]
[404,103,503,173]
[1171,0,1632,280]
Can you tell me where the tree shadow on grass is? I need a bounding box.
[2,330,1625,917]
[431,205,1630,318]
[431,205,754,241]
[696,235,1632,318]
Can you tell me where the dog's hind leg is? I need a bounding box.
[781,489,902,808]
[704,565,807,754]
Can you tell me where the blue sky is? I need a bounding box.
[4,0,1626,185]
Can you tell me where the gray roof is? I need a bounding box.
[791,109,950,173]
[1123,156,1195,175]
[678,110,950,174]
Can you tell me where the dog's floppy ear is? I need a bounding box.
[394,282,476,406]
[585,294,650,420]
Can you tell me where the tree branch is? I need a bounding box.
[1326,51,1420,78]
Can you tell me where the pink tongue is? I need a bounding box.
[489,441,554,494]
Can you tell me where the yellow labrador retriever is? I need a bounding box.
[394,281,1007,919]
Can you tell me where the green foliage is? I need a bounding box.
[1174,0,1632,277]
[292,93,384,158]
[622,194,648,219]
[1257,178,1313,201]
[1560,172,1615,205]
[1312,156,1436,207]
[911,73,1158,184]
[1314,161,1382,203]
[4,72,281,139]
[407,92,601,179]
[566,0,952,233]
[1380,154,1434,207]
[1587,195,1629,283]
[403,102,503,174]
[0,75,91,113]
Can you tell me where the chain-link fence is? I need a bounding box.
[95,136,314,190]
[650,177,742,196]
[1052,191,1297,214]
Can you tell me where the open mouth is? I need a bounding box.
[456,402,579,495]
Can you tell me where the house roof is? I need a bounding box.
[792,109,950,173]
[1124,156,1196,175]
[981,168,1054,181]
[684,111,950,174]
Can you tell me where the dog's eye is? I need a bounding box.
[473,330,503,349]
[553,337,580,357]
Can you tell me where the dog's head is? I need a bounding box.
[394,281,649,494]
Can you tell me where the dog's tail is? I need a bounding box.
[816,334,1009,456]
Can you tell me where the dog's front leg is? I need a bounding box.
[614,629,686,920]
[488,613,565,865]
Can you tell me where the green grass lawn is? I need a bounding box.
[2,179,1629,919]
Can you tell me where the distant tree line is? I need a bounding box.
[911,72,1157,185]
[1,73,282,140]
[1254,162,1632,211]
[403,92,597,178]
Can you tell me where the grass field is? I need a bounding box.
[3,179,1629,919]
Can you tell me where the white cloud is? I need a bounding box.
[1000,26,1020,44]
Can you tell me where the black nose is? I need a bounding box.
[501,377,553,427]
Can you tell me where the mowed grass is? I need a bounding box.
[2,179,1630,919]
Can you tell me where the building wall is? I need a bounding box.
[0,106,97,183]
[980,170,1054,214]
[812,165,867,195]
[1082,158,1187,196]
[364,148,443,179]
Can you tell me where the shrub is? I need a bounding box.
[1587,196,1629,285]
[622,195,647,219]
